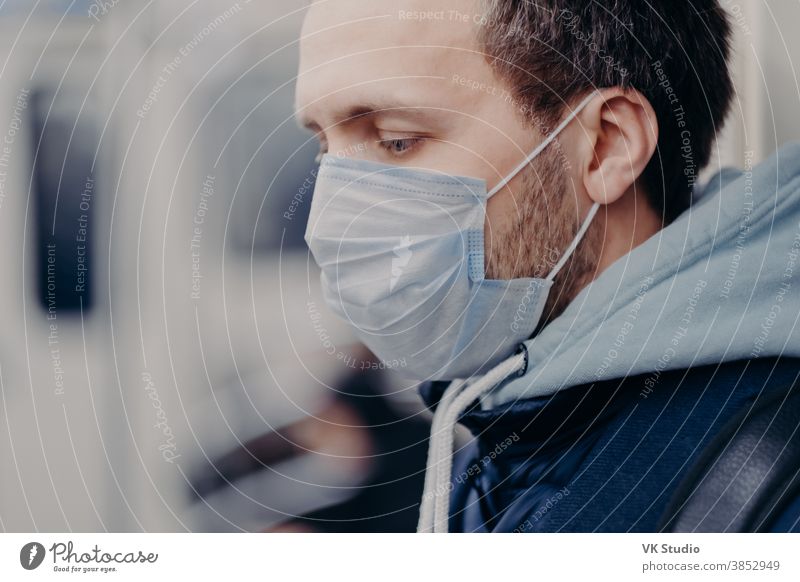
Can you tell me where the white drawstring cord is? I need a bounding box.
[417,351,527,533]
[417,378,468,533]
[431,353,526,533]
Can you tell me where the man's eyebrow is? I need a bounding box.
[296,103,435,132]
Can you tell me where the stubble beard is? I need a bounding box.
[484,144,603,332]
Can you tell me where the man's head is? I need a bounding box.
[296,0,733,324]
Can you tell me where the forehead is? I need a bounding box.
[301,0,481,47]
[296,0,489,123]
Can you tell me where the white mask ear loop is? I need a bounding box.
[487,91,599,199]
[545,202,601,282]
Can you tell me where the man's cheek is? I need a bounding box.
[483,192,517,270]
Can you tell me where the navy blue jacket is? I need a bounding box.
[421,356,800,532]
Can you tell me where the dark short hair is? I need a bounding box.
[479,0,734,222]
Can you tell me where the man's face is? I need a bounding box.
[296,0,596,303]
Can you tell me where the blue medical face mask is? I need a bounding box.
[304,93,599,381]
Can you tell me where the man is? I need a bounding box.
[295,0,800,532]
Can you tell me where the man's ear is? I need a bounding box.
[573,88,658,206]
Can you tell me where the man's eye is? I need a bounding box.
[377,137,422,156]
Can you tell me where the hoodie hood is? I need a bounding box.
[482,141,800,410]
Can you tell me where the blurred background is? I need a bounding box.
[0,0,798,532]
